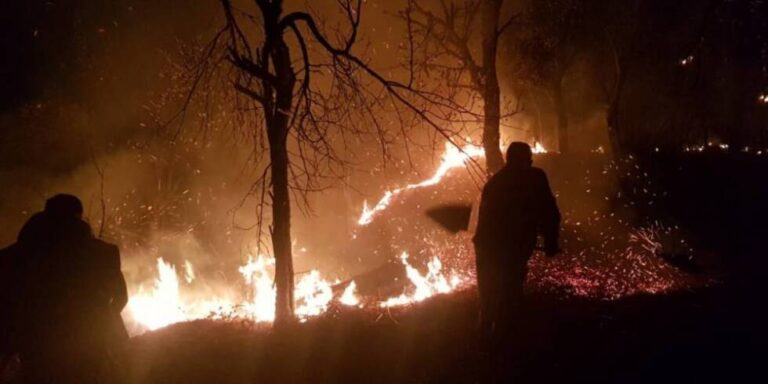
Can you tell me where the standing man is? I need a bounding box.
[473,142,561,342]
[5,194,128,383]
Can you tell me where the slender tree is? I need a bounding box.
[402,0,518,173]
[170,0,479,325]
[511,0,588,154]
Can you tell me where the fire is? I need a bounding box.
[238,256,278,322]
[339,281,361,307]
[380,252,465,308]
[358,142,484,225]
[358,141,546,225]
[127,255,353,330]
[294,270,334,319]
[125,251,467,331]
[124,139,542,333]
[126,258,234,331]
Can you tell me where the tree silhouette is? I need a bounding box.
[168,0,481,325]
[401,0,519,173]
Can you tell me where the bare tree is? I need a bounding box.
[163,0,484,325]
[511,0,589,154]
[402,0,518,173]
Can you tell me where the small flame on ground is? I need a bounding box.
[126,251,465,331]
[339,281,361,307]
[295,270,334,320]
[380,252,464,308]
[184,260,195,284]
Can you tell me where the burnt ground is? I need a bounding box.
[127,283,766,384]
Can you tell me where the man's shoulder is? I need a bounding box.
[529,167,550,182]
[89,238,120,257]
[530,166,547,176]
[484,170,509,191]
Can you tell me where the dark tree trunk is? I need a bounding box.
[553,80,569,153]
[480,0,505,173]
[267,31,297,326]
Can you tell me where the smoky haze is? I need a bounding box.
[0,0,620,313]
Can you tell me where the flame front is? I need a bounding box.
[125,140,548,333]
[126,252,464,332]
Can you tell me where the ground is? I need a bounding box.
[126,281,764,384]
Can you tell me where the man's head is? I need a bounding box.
[505,142,533,168]
[44,194,84,219]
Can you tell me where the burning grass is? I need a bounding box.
[122,143,714,335]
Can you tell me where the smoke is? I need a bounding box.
[0,0,687,317]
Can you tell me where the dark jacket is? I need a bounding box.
[4,214,128,355]
[473,165,561,264]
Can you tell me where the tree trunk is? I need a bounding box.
[269,135,294,325]
[268,37,296,326]
[553,80,569,153]
[480,0,505,173]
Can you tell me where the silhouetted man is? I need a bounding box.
[2,194,128,383]
[473,142,561,342]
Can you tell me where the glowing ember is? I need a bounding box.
[532,142,548,154]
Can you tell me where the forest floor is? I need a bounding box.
[126,280,764,384]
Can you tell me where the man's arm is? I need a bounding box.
[473,180,502,273]
[105,244,128,311]
[536,169,561,256]
[473,181,498,249]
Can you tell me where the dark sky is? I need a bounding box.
[0,0,216,171]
